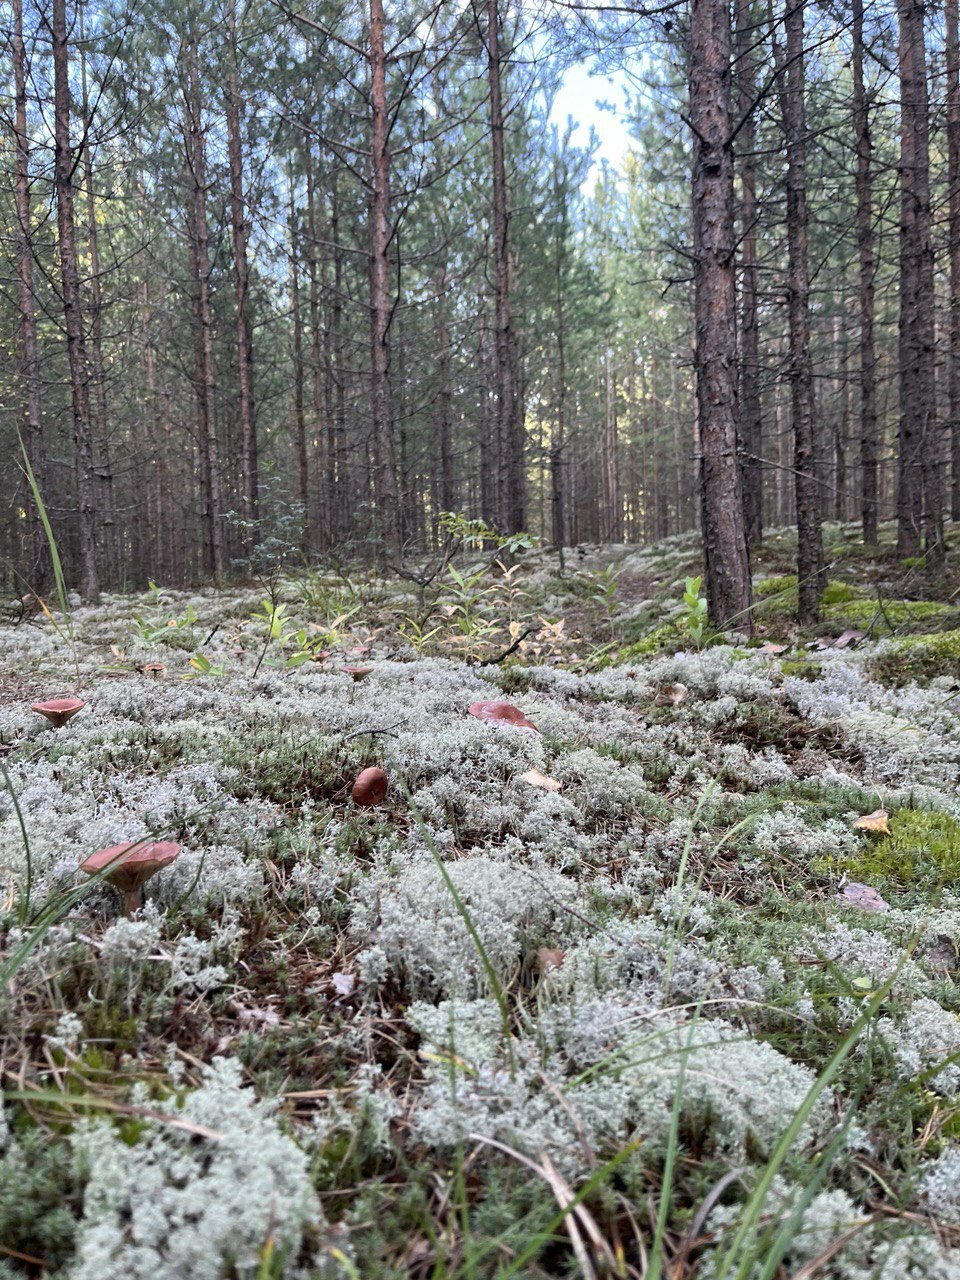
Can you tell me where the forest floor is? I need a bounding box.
[3,521,960,1279]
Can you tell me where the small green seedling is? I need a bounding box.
[682,575,709,648]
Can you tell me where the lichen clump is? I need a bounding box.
[2,538,960,1274]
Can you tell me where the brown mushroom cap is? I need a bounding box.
[654,682,688,707]
[341,666,373,681]
[468,700,540,734]
[31,697,85,728]
[80,840,181,917]
[351,766,388,808]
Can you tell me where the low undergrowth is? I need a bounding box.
[1,522,960,1278]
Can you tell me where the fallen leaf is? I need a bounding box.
[834,629,866,649]
[853,808,891,834]
[926,935,958,974]
[468,701,540,734]
[813,630,867,651]
[520,769,561,792]
[836,882,890,913]
[926,936,957,972]
[331,972,356,997]
[537,947,565,973]
[655,682,688,706]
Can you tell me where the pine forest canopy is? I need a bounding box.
[0,0,956,624]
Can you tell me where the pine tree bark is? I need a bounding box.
[551,186,568,566]
[486,0,524,533]
[289,188,309,549]
[896,0,942,563]
[780,0,822,623]
[368,0,401,555]
[184,39,224,577]
[52,0,99,602]
[12,0,49,591]
[852,0,879,544]
[735,0,763,548]
[946,0,960,520]
[330,172,348,544]
[600,345,621,541]
[436,267,455,512]
[78,24,115,585]
[690,0,752,629]
[226,0,259,533]
[305,148,328,546]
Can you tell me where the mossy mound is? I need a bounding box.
[870,628,960,685]
[838,810,960,890]
[617,619,685,657]
[822,599,957,634]
[752,577,869,621]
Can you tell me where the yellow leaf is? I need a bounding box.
[853,808,891,834]
[519,768,561,792]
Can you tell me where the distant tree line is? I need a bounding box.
[0,0,956,624]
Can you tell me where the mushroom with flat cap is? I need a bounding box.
[341,665,373,682]
[80,840,181,918]
[31,697,84,728]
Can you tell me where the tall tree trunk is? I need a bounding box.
[52,0,99,602]
[947,0,960,521]
[834,313,849,521]
[330,173,348,543]
[226,0,259,533]
[689,0,752,628]
[486,0,524,532]
[289,187,309,550]
[184,39,224,577]
[368,0,401,555]
[78,21,115,586]
[552,196,568,567]
[735,0,763,548]
[436,267,455,512]
[600,344,620,541]
[896,0,942,562]
[305,147,327,546]
[12,0,49,591]
[852,0,879,544]
[779,0,822,623]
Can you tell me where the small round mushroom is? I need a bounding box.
[31,697,85,728]
[351,766,388,808]
[80,840,181,918]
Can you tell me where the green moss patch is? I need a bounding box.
[870,628,960,685]
[822,599,956,634]
[837,810,960,890]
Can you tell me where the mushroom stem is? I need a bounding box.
[122,886,143,919]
